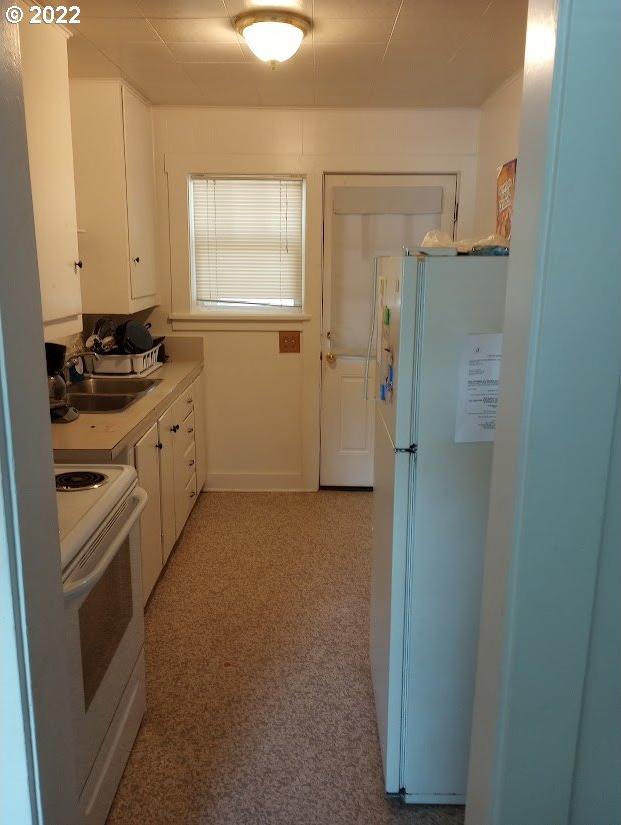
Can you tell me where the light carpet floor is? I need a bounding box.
[107,491,465,825]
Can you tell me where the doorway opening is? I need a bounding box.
[319,173,459,487]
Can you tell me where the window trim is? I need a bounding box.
[169,310,312,332]
[187,173,307,317]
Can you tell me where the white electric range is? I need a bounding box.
[56,465,137,569]
[55,465,147,825]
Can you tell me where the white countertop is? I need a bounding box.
[52,346,203,461]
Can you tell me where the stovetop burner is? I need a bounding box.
[55,470,109,492]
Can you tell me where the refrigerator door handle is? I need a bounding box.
[394,443,418,456]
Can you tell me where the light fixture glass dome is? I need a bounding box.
[234,11,311,65]
[242,21,304,63]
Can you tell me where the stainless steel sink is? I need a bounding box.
[68,394,138,413]
[68,377,161,396]
[66,377,162,413]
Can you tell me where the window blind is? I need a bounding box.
[189,176,304,308]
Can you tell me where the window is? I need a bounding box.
[189,176,304,310]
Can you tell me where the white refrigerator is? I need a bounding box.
[370,254,508,804]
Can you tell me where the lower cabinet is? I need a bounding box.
[133,369,205,604]
[134,423,163,605]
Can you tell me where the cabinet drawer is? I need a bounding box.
[181,441,196,486]
[184,472,198,519]
[185,472,197,499]
[171,385,195,424]
[177,411,196,454]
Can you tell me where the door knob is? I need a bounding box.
[325,352,336,364]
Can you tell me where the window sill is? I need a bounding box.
[170,311,312,330]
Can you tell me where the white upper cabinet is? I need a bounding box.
[70,79,158,314]
[19,23,82,341]
[123,88,158,302]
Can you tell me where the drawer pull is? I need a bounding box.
[187,426,194,434]
[189,491,196,498]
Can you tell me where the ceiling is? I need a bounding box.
[67,0,528,107]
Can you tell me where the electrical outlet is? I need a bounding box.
[279,330,300,353]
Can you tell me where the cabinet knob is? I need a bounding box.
[132,256,140,264]
[156,442,163,450]
[189,459,195,466]
[74,260,83,271]
[187,397,193,403]
[187,426,194,434]
[189,491,196,498]
[170,424,180,433]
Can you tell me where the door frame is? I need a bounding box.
[0,12,78,824]
[320,171,460,359]
[466,0,621,820]
[319,171,460,486]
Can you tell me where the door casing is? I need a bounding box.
[319,172,459,487]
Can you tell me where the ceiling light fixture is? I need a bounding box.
[234,9,311,66]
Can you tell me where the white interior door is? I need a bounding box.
[320,173,458,487]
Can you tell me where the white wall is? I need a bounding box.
[569,385,620,824]
[1,13,78,822]
[467,0,621,818]
[149,106,480,490]
[473,72,523,238]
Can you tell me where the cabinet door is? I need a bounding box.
[191,371,207,492]
[20,22,81,339]
[122,87,157,302]
[158,405,177,563]
[70,80,131,315]
[134,423,162,605]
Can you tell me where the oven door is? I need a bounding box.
[63,486,147,792]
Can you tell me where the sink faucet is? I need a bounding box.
[63,350,100,384]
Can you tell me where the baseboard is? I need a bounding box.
[400,792,465,805]
[206,471,313,492]
[319,485,374,492]
[207,487,316,492]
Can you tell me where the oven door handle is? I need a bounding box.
[63,487,148,599]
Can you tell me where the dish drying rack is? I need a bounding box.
[84,343,162,377]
